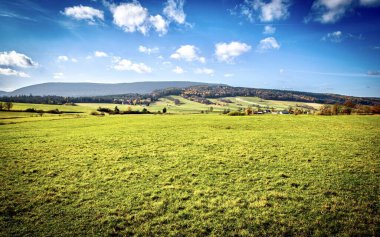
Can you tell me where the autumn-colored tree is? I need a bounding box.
[245,107,253,115]
[331,104,339,115]
[344,100,356,108]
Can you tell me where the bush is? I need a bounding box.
[227,111,245,116]
[25,108,37,113]
[47,109,62,114]
[97,107,114,114]
[90,111,105,116]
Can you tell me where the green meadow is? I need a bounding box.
[0,109,379,236]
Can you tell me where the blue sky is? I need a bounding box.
[0,0,379,97]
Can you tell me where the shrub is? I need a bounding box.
[90,111,105,116]
[227,111,245,116]
[25,108,37,113]
[97,107,114,114]
[47,109,62,114]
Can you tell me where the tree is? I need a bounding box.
[174,99,180,105]
[0,102,3,110]
[344,100,356,108]
[4,102,13,111]
[114,106,120,114]
[331,104,339,115]
[245,107,253,115]
[209,106,213,112]
[162,107,167,113]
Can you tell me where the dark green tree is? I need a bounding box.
[4,101,13,111]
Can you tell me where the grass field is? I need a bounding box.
[0,113,379,236]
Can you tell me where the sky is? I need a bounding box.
[0,0,379,97]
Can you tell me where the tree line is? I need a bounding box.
[1,85,379,107]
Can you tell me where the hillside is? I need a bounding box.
[5,81,215,97]
[153,85,380,106]
[0,91,8,96]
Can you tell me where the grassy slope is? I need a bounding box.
[3,96,322,117]
[0,115,379,236]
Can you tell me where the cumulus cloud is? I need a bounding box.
[224,73,235,77]
[53,72,64,79]
[163,0,186,24]
[321,31,362,42]
[109,1,171,36]
[57,55,77,62]
[257,37,280,51]
[0,68,30,78]
[63,5,104,24]
[149,15,169,35]
[172,66,184,74]
[263,25,276,34]
[231,0,290,23]
[307,0,380,24]
[94,51,108,57]
[57,56,69,62]
[195,68,214,76]
[138,46,159,55]
[0,51,38,68]
[113,58,152,73]
[215,41,251,62]
[111,2,149,34]
[322,31,343,42]
[170,45,205,63]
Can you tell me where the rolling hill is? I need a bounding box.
[5,81,216,97]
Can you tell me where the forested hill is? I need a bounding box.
[4,81,216,97]
[1,84,379,106]
[153,85,380,105]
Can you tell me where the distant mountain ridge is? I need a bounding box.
[4,81,216,97]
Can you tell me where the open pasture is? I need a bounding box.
[0,114,379,236]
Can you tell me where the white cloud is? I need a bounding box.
[111,2,149,34]
[195,68,214,76]
[257,37,280,51]
[215,41,251,62]
[63,5,104,24]
[322,31,343,42]
[149,15,169,35]
[53,72,64,79]
[0,68,30,78]
[224,73,235,77]
[113,58,152,73]
[263,25,276,34]
[138,46,159,55]
[170,45,205,63]
[163,0,186,24]
[172,66,184,74]
[57,55,78,62]
[360,0,380,6]
[307,0,380,23]
[0,51,38,68]
[94,51,108,57]
[232,0,290,23]
[57,55,69,62]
